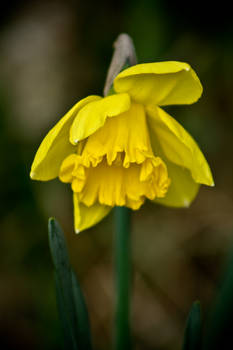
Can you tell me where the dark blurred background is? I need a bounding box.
[1,1,233,349]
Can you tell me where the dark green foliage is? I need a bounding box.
[182,301,202,350]
[182,244,233,350]
[48,218,233,350]
[203,247,233,350]
[48,218,93,350]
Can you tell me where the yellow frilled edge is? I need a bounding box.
[30,61,214,232]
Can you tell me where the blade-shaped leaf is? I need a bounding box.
[48,217,70,272]
[55,271,77,349]
[203,246,233,350]
[48,217,92,350]
[71,270,93,350]
[48,218,78,349]
[182,301,202,350]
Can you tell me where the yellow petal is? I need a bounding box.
[69,93,131,144]
[148,121,200,207]
[154,160,200,207]
[114,61,203,106]
[30,95,100,181]
[147,105,214,186]
[73,193,111,233]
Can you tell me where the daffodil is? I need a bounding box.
[30,61,214,232]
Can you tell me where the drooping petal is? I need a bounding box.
[73,193,111,233]
[154,160,200,207]
[114,61,203,106]
[69,93,131,144]
[147,105,214,187]
[30,95,100,181]
[148,119,200,207]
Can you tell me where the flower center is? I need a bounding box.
[59,102,170,209]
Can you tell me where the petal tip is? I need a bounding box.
[183,199,190,208]
[70,138,79,145]
[75,228,80,234]
[30,171,36,179]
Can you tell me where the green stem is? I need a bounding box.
[114,206,131,350]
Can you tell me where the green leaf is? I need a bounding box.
[48,217,70,273]
[55,271,77,349]
[71,270,93,350]
[203,246,233,350]
[48,217,93,350]
[182,301,202,350]
[48,218,78,349]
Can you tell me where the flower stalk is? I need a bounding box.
[114,206,132,350]
[104,34,136,350]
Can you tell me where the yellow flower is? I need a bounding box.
[30,61,214,232]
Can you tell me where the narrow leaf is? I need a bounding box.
[48,218,78,349]
[48,217,70,271]
[204,246,233,350]
[48,217,93,350]
[182,301,202,350]
[55,271,77,349]
[71,270,93,350]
